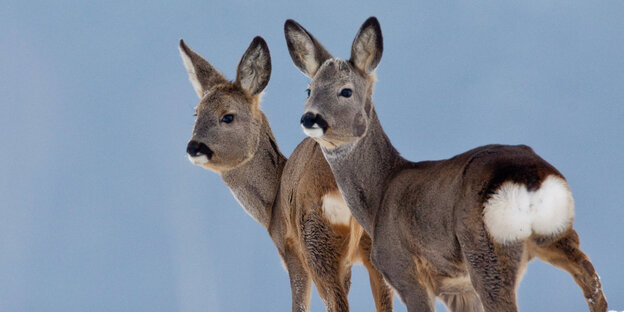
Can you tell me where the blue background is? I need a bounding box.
[1,1,622,311]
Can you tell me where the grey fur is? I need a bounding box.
[286,17,608,312]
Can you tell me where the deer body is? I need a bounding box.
[180,37,392,312]
[285,17,608,312]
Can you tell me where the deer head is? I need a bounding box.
[285,17,383,149]
[180,37,271,172]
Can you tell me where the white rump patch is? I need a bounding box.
[483,175,575,244]
[187,154,209,166]
[179,46,204,99]
[322,192,352,226]
[301,123,324,138]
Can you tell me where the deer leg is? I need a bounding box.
[342,266,352,296]
[457,223,524,312]
[358,233,394,312]
[300,211,349,312]
[282,244,312,312]
[532,229,608,312]
[439,292,484,312]
[370,241,435,312]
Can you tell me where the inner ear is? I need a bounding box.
[179,39,227,99]
[350,17,383,74]
[284,19,332,77]
[236,36,271,95]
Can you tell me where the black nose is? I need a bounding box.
[300,112,329,130]
[187,140,213,159]
[300,112,317,129]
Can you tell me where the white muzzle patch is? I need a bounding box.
[188,154,209,166]
[483,175,575,244]
[301,123,324,138]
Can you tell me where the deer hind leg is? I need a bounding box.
[300,211,349,312]
[342,266,352,296]
[283,242,312,312]
[439,292,484,312]
[457,218,524,312]
[358,233,394,312]
[532,229,608,312]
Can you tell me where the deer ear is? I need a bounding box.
[350,17,383,74]
[284,19,332,77]
[235,36,271,95]
[179,39,227,99]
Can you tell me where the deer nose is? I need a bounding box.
[187,140,213,159]
[300,112,328,130]
[300,112,317,129]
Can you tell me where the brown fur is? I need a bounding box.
[180,37,393,312]
[285,17,607,312]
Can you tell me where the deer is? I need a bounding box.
[284,17,608,312]
[179,36,393,312]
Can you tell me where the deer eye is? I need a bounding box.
[221,114,234,123]
[305,88,311,98]
[340,88,352,98]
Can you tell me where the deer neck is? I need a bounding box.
[221,114,286,229]
[321,107,404,235]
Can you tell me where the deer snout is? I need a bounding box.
[300,112,328,138]
[187,140,213,159]
[300,112,317,128]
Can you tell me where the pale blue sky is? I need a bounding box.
[1,1,622,311]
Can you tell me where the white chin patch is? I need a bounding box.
[188,154,209,166]
[301,123,324,138]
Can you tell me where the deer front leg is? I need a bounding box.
[300,211,350,312]
[283,243,312,312]
[370,242,435,312]
[359,233,394,312]
[533,229,608,312]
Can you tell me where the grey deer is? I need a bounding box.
[180,36,393,311]
[284,17,608,312]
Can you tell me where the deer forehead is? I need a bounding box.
[198,88,253,112]
[313,59,357,82]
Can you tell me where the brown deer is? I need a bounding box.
[285,17,608,312]
[179,36,393,311]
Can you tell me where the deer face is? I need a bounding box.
[180,37,271,172]
[285,17,383,149]
[187,85,263,172]
[300,59,371,148]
